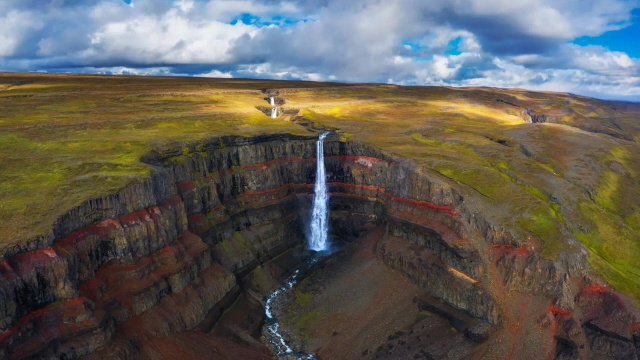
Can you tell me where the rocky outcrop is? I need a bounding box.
[527,108,547,123]
[378,235,498,324]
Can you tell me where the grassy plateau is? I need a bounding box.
[1,72,639,302]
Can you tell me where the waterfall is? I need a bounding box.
[309,132,329,251]
[268,96,278,118]
[262,133,328,358]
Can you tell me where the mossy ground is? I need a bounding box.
[2,72,640,302]
[0,74,315,249]
[283,85,640,301]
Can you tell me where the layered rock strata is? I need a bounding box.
[0,134,637,359]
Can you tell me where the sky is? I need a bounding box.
[1,0,639,101]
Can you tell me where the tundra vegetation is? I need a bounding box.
[1,72,639,303]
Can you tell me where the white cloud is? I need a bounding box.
[567,44,637,76]
[85,4,259,64]
[510,54,547,65]
[197,69,234,78]
[415,27,481,53]
[95,66,175,76]
[0,10,43,57]
[452,0,573,38]
[204,0,299,21]
[431,55,461,79]
[175,0,194,13]
[448,0,635,39]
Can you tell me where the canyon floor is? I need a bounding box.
[1,72,640,359]
[274,225,478,360]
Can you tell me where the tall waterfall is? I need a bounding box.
[271,107,278,118]
[270,96,275,106]
[309,132,329,251]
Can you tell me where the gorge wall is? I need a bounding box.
[0,134,638,360]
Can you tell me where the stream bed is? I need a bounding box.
[263,266,318,360]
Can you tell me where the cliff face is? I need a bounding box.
[0,134,314,359]
[0,134,638,360]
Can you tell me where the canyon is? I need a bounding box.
[0,133,638,359]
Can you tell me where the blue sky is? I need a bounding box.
[573,8,640,57]
[0,0,639,101]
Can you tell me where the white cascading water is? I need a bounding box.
[261,133,328,359]
[270,96,278,118]
[264,267,317,359]
[308,132,330,251]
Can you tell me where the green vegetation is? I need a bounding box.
[295,290,314,306]
[284,84,640,300]
[296,307,322,331]
[2,72,640,302]
[571,144,640,301]
[0,74,313,250]
[576,202,640,298]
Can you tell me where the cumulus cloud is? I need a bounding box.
[568,45,636,75]
[0,0,638,101]
[0,10,44,57]
[86,13,257,65]
[197,69,234,78]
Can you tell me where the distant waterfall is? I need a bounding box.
[309,132,329,251]
[269,97,278,118]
